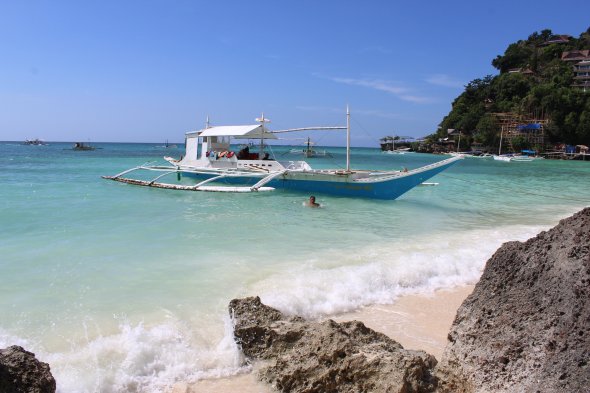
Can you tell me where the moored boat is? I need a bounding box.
[288,137,332,158]
[72,142,96,151]
[23,138,47,146]
[103,109,462,199]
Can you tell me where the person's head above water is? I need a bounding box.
[306,195,320,207]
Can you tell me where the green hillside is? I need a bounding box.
[434,28,590,151]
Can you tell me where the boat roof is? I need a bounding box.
[187,125,277,140]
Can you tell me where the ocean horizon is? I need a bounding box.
[1,141,589,392]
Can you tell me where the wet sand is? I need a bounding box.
[332,285,474,359]
[172,285,474,392]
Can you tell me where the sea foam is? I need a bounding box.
[254,224,547,319]
[1,315,247,393]
[0,224,566,392]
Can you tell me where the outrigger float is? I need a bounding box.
[103,109,462,199]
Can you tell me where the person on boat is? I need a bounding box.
[262,152,270,160]
[237,146,249,159]
[305,195,320,208]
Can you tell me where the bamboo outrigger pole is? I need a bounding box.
[346,105,350,172]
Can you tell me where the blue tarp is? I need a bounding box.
[521,149,537,155]
[566,145,576,154]
[517,123,542,131]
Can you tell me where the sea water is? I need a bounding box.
[1,142,589,392]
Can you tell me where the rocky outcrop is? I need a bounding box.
[230,209,590,392]
[436,208,590,392]
[229,296,438,393]
[0,345,56,393]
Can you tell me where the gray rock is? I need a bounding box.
[436,208,590,392]
[0,345,56,393]
[230,296,437,393]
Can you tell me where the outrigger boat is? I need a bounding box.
[103,109,462,199]
[288,137,332,158]
[71,142,97,151]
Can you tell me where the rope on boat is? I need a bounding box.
[439,174,590,203]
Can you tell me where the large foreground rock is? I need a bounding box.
[437,208,590,392]
[229,296,437,393]
[0,345,56,393]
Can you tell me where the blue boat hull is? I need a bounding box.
[182,158,459,199]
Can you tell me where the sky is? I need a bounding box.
[0,0,588,147]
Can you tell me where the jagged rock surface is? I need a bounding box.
[0,345,56,393]
[436,208,590,393]
[229,296,437,393]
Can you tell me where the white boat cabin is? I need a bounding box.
[168,124,311,172]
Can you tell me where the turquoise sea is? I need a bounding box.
[1,141,589,392]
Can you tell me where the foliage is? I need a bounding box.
[474,114,499,146]
[432,27,590,149]
[511,136,530,151]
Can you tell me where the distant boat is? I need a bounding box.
[493,126,532,162]
[448,151,493,159]
[165,140,177,148]
[380,135,414,152]
[383,147,411,155]
[23,138,47,146]
[288,137,332,158]
[71,142,97,151]
[493,153,534,162]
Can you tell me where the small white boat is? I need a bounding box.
[493,154,533,162]
[493,127,533,162]
[493,154,513,162]
[510,155,534,162]
[23,138,47,146]
[450,151,492,159]
[383,148,411,155]
[104,109,462,199]
[288,137,332,158]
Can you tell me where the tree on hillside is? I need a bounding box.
[432,27,590,150]
[474,114,499,147]
[492,41,534,73]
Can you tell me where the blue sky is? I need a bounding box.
[1,0,588,146]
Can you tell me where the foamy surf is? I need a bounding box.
[253,223,548,319]
[1,315,248,393]
[0,223,554,392]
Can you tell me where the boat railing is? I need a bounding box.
[355,156,463,182]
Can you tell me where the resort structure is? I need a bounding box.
[562,50,590,92]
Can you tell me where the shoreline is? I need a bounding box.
[332,285,474,360]
[176,285,474,392]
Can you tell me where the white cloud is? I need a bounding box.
[353,109,400,119]
[425,74,464,88]
[318,74,432,104]
[296,105,399,119]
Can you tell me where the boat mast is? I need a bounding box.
[256,113,270,157]
[498,126,503,155]
[346,105,350,172]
